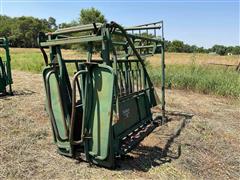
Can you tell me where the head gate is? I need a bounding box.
[38,20,166,168]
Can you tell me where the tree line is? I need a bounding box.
[165,40,240,55]
[0,8,239,55]
[0,15,57,47]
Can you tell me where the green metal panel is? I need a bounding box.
[137,93,148,120]
[0,58,6,92]
[86,64,114,161]
[43,67,72,156]
[48,73,68,140]
[113,98,139,136]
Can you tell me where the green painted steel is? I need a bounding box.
[38,21,166,168]
[86,64,114,161]
[43,67,72,156]
[0,37,13,95]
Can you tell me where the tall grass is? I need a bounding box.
[10,52,45,73]
[149,64,240,98]
[1,49,239,98]
[0,50,45,73]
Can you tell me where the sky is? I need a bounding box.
[0,0,239,48]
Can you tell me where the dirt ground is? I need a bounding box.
[0,70,239,179]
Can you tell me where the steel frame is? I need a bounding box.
[0,37,13,95]
[39,21,166,168]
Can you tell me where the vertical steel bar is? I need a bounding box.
[75,62,82,100]
[161,36,166,122]
[136,62,139,92]
[120,63,124,96]
[139,65,142,90]
[131,64,135,93]
[124,61,129,95]
[127,61,132,93]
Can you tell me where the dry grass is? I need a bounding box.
[1,48,239,65]
[0,70,239,179]
[0,48,100,60]
[147,53,239,66]
[162,89,240,179]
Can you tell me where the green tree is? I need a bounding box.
[211,45,227,55]
[0,16,13,37]
[231,46,240,55]
[77,8,106,51]
[183,44,192,53]
[79,7,106,24]
[59,20,78,29]
[168,40,185,52]
[0,15,50,48]
[48,17,57,30]
[196,47,206,53]
[190,45,198,53]
[164,40,171,51]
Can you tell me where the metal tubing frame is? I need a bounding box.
[0,37,13,95]
[44,69,69,142]
[70,70,88,145]
[39,20,166,166]
[39,20,166,119]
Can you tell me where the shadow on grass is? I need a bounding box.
[0,89,36,99]
[12,89,36,96]
[116,111,194,172]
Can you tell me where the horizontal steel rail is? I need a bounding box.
[40,22,163,40]
[52,23,103,35]
[112,41,127,46]
[49,23,161,36]
[124,25,161,31]
[133,44,162,49]
[40,35,103,47]
[134,21,163,27]
[113,31,162,43]
[63,59,142,63]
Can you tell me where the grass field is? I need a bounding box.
[150,64,240,97]
[1,70,239,179]
[1,49,239,179]
[0,48,239,98]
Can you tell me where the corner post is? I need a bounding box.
[161,22,166,123]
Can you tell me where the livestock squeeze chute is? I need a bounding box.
[0,37,13,96]
[38,21,166,168]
